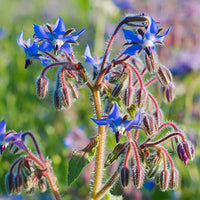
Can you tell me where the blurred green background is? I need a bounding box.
[0,0,200,199]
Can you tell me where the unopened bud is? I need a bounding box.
[153,109,163,126]
[183,141,195,161]
[36,76,48,99]
[132,165,144,189]
[145,50,159,73]
[136,87,147,107]
[161,83,176,103]
[157,65,173,86]
[53,89,62,110]
[169,168,179,190]
[123,86,134,107]
[5,173,15,194]
[61,86,72,108]
[177,143,188,166]
[142,114,158,137]
[120,166,130,187]
[68,82,79,99]
[38,177,47,192]
[160,169,169,191]
[124,14,149,27]
[15,174,22,194]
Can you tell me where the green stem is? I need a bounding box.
[91,87,106,200]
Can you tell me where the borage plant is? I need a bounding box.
[1,14,195,200]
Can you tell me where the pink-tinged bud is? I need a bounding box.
[123,86,134,107]
[153,109,163,126]
[53,89,62,110]
[121,166,130,187]
[38,177,47,192]
[161,83,176,103]
[61,86,72,108]
[169,168,179,190]
[132,165,144,189]
[160,169,169,191]
[111,82,124,98]
[15,174,22,194]
[5,173,15,194]
[136,87,147,107]
[145,50,159,73]
[177,143,188,166]
[142,114,158,137]
[36,76,48,99]
[68,82,79,99]
[183,141,195,161]
[157,65,173,86]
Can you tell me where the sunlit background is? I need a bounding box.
[0,0,200,199]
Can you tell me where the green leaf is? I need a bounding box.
[104,143,127,168]
[67,136,99,186]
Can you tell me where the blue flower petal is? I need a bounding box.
[5,131,22,143]
[155,27,170,43]
[90,118,110,126]
[123,45,141,56]
[149,17,158,34]
[28,41,38,56]
[53,16,66,34]
[39,41,53,52]
[17,31,25,48]
[84,44,92,58]
[61,42,71,55]
[12,140,26,150]
[33,24,50,39]
[123,29,143,44]
[0,120,6,134]
[125,109,141,131]
[108,102,121,121]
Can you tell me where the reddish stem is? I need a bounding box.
[128,68,132,87]
[23,132,45,162]
[125,62,144,88]
[158,122,181,132]
[124,146,130,166]
[148,93,159,110]
[127,131,140,166]
[133,129,139,141]
[39,50,59,62]
[140,132,185,149]
[9,157,25,174]
[145,77,158,87]
[41,62,67,77]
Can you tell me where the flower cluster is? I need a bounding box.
[14,14,197,199]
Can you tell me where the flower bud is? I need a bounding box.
[160,169,169,191]
[153,109,163,126]
[177,143,188,166]
[15,174,22,194]
[36,76,48,99]
[183,141,195,161]
[161,83,176,103]
[53,89,62,109]
[142,114,158,137]
[5,173,15,194]
[61,86,72,108]
[38,177,47,192]
[123,86,134,107]
[136,87,147,107]
[145,50,159,73]
[168,168,179,190]
[132,165,144,189]
[120,166,130,187]
[157,65,173,86]
[68,82,79,99]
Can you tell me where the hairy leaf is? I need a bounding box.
[67,136,99,185]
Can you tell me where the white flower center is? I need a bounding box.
[55,39,64,48]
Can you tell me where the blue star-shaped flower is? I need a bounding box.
[0,120,26,154]
[123,16,170,56]
[91,102,141,142]
[84,44,110,79]
[33,16,85,55]
[17,31,49,68]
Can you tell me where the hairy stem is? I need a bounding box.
[91,87,106,200]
